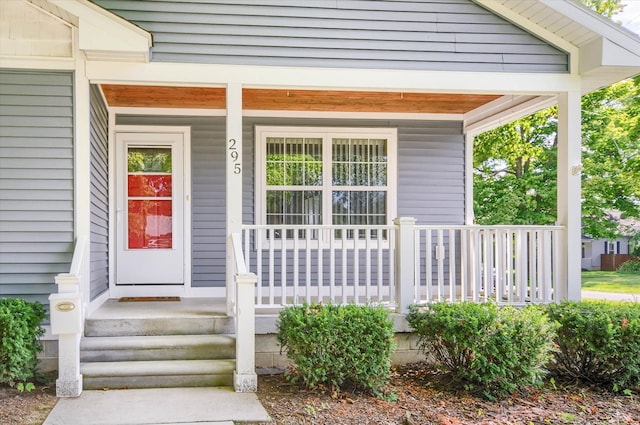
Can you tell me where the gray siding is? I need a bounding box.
[0,69,74,307]
[94,0,568,72]
[115,115,227,288]
[89,85,109,300]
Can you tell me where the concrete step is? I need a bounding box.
[81,359,236,389]
[84,316,234,337]
[80,334,236,362]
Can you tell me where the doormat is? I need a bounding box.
[119,296,181,302]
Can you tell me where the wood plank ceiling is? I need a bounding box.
[101,85,501,114]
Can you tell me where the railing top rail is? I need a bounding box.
[68,235,89,276]
[241,224,397,230]
[414,224,564,231]
[231,233,248,275]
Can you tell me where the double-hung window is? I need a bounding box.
[255,126,397,236]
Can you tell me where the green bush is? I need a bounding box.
[407,302,557,399]
[0,298,46,387]
[545,301,640,390]
[617,258,640,274]
[277,303,395,396]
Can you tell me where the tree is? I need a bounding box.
[473,0,639,239]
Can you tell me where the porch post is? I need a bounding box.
[226,83,243,316]
[465,133,475,225]
[394,217,416,313]
[557,90,582,301]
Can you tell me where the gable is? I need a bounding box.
[92,0,568,73]
[0,0,73,58]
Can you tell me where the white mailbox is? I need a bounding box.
[48,293,82,335]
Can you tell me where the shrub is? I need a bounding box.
[407,302,557,399]
[617,258,640,274]
[277,303,395,396]
[545,301,640,390]
[0,298,46,387]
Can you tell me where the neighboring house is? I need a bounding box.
[1,0,639,396]
[582,213,640,270]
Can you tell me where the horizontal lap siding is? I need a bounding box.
[94,0,567,72]
[0,70,74,308]
[115,115,227,287]
[90,85,109,300]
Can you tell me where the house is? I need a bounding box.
[1,0,639,397]
[582,212,640,270]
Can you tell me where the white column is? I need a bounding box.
[557,91,582,301]
[394,217,416,313]
[465,133,475,225]
[74,30,91,312]
[226,83,243,315]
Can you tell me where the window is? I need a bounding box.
[256,127,397,232]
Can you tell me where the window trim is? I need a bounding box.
[255,126,398,228]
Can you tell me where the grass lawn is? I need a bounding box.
[582,271,640,294]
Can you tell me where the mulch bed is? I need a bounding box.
[255,362,640,424]
[2,364,638,425]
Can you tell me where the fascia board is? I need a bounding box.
[472,0,579,73]
[539,0,640,56]
[47,0,151,62]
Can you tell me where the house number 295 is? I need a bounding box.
[228,139,241,174]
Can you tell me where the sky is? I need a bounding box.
[617,1,640,34]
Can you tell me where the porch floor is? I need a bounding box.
[89,297,228,320]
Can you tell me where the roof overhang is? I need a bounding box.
[29,0,152,62]
[474,0,640,94]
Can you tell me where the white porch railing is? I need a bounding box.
[414,225,563,305]
[240,221,563,311]
[241,224,396,308]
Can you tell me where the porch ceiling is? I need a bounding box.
[100,84,501,114]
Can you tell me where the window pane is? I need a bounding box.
[128,148,171,173]
[266,137,322,186]
[128,200,172,249]
[332,190,386,225]
[128,175,172,197]
[332,138,387,186]
[266,190,322,225]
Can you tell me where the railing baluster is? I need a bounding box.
[281,228,287,306]
[256,228,263,306]
[495,229,503,303]
[317,228,324,303]
[414,229,421,303]
[461,229,467,301]
[425,229,432,303]
[377,229,383,303]
[449,229,456,302]
[436,229,444,301]
[341,229,347,305]
[293,230,299,305]
[365,229,371,302]
[268,228,275,306]
[354,229,360,304]
[305,228,311,304]
[329,229,335,303]
[388,229,395,306]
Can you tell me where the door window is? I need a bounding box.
[127,147,173,249]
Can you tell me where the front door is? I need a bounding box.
[115,130,187,287]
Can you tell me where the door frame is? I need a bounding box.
[109,125,192,298]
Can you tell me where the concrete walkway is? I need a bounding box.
[581,290,639,302]
[44,387,271,425]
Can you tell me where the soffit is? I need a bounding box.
[100,85,501,114]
